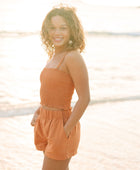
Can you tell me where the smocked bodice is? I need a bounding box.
[40,67,74,110]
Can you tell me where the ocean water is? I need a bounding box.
[0,1,140,117]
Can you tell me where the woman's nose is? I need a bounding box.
[54,28,61,34]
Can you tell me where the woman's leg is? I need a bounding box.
[42,155,71,170]
[66,167,69,170]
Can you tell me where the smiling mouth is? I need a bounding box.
[53,37,63,42]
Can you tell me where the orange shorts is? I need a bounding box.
[34,107,80,160]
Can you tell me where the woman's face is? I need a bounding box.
[48,15,70,49]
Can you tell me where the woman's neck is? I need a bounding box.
[54,46,66,55]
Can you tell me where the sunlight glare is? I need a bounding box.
[81,0,140,6]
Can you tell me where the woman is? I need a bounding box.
[31,5,90,170]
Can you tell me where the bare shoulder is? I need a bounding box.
[65,50,85,69]
[65,50,90,100]
[65,50,88,83]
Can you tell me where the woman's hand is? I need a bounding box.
[63,125,71,138]
[30,111,39,126]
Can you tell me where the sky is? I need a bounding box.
[1,0,140,7]
[0,0,140,33]
[81,0,140,7]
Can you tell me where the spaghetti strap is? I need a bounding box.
[56,53,67,69]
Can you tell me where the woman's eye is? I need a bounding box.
[50,27,55,30]
[48,26,68,32]
[61,27,67,30]
[48,26,55,31]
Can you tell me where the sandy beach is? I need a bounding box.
[0,101,140,170]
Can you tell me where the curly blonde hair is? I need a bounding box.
[41,5,85,58]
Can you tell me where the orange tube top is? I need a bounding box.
[40,67,74,110]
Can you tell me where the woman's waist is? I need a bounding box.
[40,97,72,110]
[41,105,71,111]
[40,102,72,111]
[39,104,72,120]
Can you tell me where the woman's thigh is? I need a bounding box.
[42,155,71,170]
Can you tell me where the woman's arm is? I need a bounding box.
[64,51,90,137]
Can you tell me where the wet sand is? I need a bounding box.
[0,101,140,170]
